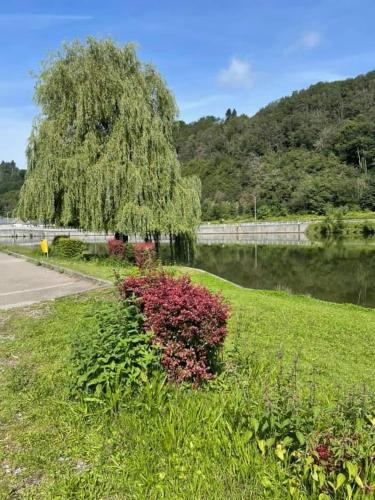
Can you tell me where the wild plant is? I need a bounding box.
[70,298,159,403]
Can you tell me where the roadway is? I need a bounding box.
[0,252,96,310]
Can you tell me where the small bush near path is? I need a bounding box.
[107,239,136,262]
[51,236,86,258]
[71,298,158,399]
[133,242,156,269]
[121,272,230,384]
[107,238,125,259]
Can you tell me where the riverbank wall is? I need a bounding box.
[199,221,310,234]
[197,221,312,245]
[0,220,313,246]
[0,226,110,244]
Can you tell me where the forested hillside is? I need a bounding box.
[2,71,375,221]
[0,161,25,216]
[175,71,375,220]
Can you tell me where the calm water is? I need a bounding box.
[166,241,375,308]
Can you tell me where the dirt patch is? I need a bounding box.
[0,460,42,497]
[0,313,10,330]
[0,304,51,346]
[0,356,19,369]
[23,303,52,319]
[1,460,24,477]
[74,459,91,473]
[0,336,15,344]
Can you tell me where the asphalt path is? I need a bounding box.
[0,252,96,310]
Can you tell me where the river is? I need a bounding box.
[164,239,375,308]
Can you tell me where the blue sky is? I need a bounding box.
[1,0,375,168]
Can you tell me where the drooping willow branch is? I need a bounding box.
[18,38,201,238]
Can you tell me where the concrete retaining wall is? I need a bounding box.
[0,226,146,245]
[0,226,109,241]
[0,220,313,246]
[197,232,310,245]
[199,221,311,235]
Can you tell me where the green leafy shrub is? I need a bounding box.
[309,218,375,240]
[52,236,86,258]
[71,299,159,399]
[307,209,346,240]
[51,234,68,245]
[257,205,273,219]
[320,210,345,237]
[124,243,135,263]
[218,353,375,498]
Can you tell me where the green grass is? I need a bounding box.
[1,249,375,497]
[0,292,283,498]
[204,210,375,224]
[3,244,375,392]
[187,268,375,393]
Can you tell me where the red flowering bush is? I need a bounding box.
[108,238,125,258]
[315,443,332,464]
[133,242,156,269]
[121,272,230,384]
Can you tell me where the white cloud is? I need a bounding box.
[218,57,253,89]
[300,31,322,49]
[287,31,322,53]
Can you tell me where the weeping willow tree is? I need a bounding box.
[18,38,201,240]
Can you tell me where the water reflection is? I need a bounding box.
[165,240,375,308]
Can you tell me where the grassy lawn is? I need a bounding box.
[1,246,375,497]
[203,210,375,224]
[2,244,375,392]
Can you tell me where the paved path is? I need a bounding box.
[0,252,97,310]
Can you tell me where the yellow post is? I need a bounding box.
[40,239,49,257]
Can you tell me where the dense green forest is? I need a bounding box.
[175,70,375,220]
[0,161,25,216]
[2,70,375,221]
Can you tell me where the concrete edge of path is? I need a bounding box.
[2,250,113,288]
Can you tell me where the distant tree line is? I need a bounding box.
[0,161,25,215]
[174,70,375,219]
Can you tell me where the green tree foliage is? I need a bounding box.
[0,161,25,215]
[260,150,356,214]
[18,38,201,236]
[174,71,375,219]
[225,108,237,121]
